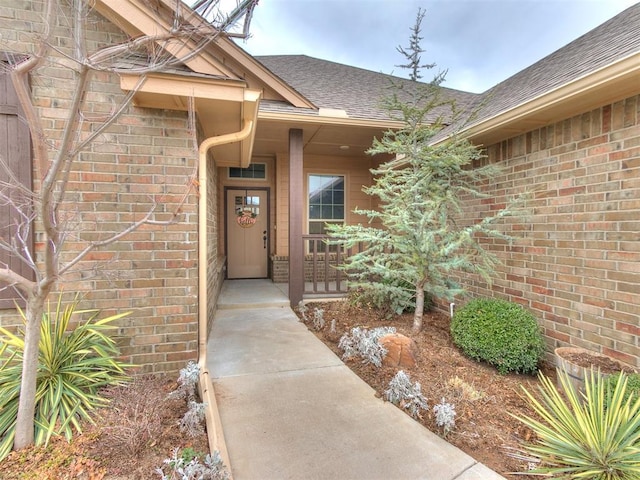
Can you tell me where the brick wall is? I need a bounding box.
[0,2,205,374]
[206,156,225,337]
[456,95,640,368]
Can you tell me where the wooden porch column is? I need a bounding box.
[289,128,304,307]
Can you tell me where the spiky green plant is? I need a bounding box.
[512,369,640,479]
[0,296,130,461]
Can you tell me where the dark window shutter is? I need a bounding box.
[0,65,33,309]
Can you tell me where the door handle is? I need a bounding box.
[263,230,267,249]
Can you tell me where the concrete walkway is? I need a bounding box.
[207,280,505,480]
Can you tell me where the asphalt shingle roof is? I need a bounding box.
[254,3,640,129]
[468,2,640,125]
[255,55,478,122]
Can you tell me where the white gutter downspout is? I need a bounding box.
[197,120,254,476]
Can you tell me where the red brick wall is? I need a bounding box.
[0,2,207,374]
[457,95,640,368]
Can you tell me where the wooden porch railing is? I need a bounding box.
[301,234,361,295]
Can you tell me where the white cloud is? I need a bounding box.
[239,0,638,93]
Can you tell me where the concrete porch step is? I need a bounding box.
[217,279,290,309]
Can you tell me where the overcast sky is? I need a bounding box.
[235,0,638,93]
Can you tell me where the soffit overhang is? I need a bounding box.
[94,0,314,109]
[252,111,403,158]
[121,72,262,167]
[464,53,640,146]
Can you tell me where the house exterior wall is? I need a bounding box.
[457,94,640,368]
[0,2,203,374]
[206,155,224,337]
[272,152,374,282]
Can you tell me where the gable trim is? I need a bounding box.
[214,37,316,109]
[258,110,405,130]
[463,52,640,145]
[96,0,315,110]
[95,0,238,79]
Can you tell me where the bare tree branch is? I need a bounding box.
[0,267,35,297]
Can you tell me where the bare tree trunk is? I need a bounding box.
[13,292,47,449]
[412,281,425,334]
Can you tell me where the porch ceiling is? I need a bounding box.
[252,118,392,158]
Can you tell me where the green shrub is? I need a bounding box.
[450,298,545,374]
[0,295,131,461]
[604,372,640,408]
[512,369,640,478]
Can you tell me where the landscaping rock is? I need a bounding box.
[379,333,418,368]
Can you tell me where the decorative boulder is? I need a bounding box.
[379,333,418,368]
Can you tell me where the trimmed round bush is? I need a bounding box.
[451,298,545,374]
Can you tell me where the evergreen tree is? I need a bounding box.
[328,10,523,334]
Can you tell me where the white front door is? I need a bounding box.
[226,189,268,278]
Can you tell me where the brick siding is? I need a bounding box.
[0,3,208,374]
[454,95,640,368]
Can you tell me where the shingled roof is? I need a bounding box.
[467,1,640,126]
[255,54,478,121]
[253,3,639,132]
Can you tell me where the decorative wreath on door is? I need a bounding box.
[236,210,257,228]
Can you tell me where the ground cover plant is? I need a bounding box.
[0,373,214,479]
[298,299,556,478]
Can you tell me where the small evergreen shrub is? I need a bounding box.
[604,372,640,408]
[450,298,545,374]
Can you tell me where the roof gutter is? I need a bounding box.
[258,110,405,129]
[197,119,254,477]
[461,52,640,144]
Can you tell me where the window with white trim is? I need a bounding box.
[308,174,345,235]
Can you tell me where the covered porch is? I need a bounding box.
[218,119,395,306]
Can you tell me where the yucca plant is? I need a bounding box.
[0,295,131,461]
[512,368,640,479]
